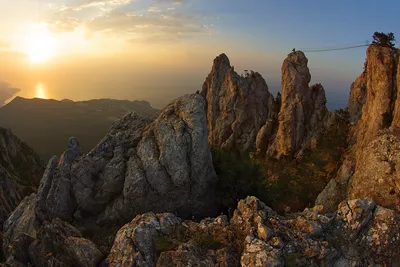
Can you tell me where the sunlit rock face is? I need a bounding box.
[201,52,328,160]
[201,53,277,153]
[317,45,400,212]
[266,51,328,159]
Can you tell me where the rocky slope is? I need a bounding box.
[317,45,400,212]
[202,52,329,160]
[0,128,43,230]
[4,194,400,266]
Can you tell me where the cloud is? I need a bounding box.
[86,9,212,42]
[153,0,184,4]
[0,82,20,106]
[48,17,81,32]
[76,0,131,10]
[148,6,162,13]
[46,0,212,42]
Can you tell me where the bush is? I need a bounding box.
[192,231,222,250]
[372,32,396,48]
[212,147,268,215]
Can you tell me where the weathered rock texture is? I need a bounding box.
[0,128,43,230]
[201,52,328,160]
[317,45,400,212]
[201,54,277,152]
[5,193,400,265]
[266,51,328,158]
[35,94,217,228]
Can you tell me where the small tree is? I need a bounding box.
[372,32,396,48]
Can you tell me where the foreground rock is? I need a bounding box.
[5,193,400,266]
[0,128,43,230]
[201,54,277,152]
[317,45,400,212]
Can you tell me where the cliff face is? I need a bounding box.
[202,52,328,159]
[0,128,43,229]
[352,45,400,147]
[265,51,328,158]
[317,45,400,211]
[201,54,277,152]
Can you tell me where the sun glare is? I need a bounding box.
[35,83,47,99]
[26,23,56,63]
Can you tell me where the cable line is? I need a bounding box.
[300,41,368,50]
[301,44,369,52]
[299,41,370,52]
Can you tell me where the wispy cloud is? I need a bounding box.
[152,0,184,5]
[0,82,20,106]
[86,9,212,42]
[46,0,213,42]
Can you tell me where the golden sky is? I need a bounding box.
[1,0,395,109]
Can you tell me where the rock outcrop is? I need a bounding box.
[265,51,328,158]
[4,196,388,266]
[35,94,217,227]
[111,196,400,266]
[201,54,277,152]
[201,52,328,160]
[317,45,400,212]
[3,94,220,266]
[0,128,43,230]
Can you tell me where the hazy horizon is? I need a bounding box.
[1,0,399,110]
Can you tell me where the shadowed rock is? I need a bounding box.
[35,94,218,228]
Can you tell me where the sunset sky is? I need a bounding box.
[0,0,399,109]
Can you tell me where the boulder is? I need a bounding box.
[3,194,37,259]
[28,218,103,267]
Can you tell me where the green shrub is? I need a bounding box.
[155,234,176,254]
[192,231,222,250]
[212,147,268,215]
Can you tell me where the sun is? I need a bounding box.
[26,23,57,63]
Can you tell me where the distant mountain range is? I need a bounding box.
[0,97,159,161]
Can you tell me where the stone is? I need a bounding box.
[201,53,277,153]
[28,218,103,267]
[0,128,43,230]
[267,51,328,158]
[318,45,400,213]
[35,94,218,228]
[3,194,37,259]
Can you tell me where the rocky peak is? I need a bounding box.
[201,53,276,152]
[350,45,400,148]
[317,45,400,212]
[35,94,218,228]
[265,51,328,158]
